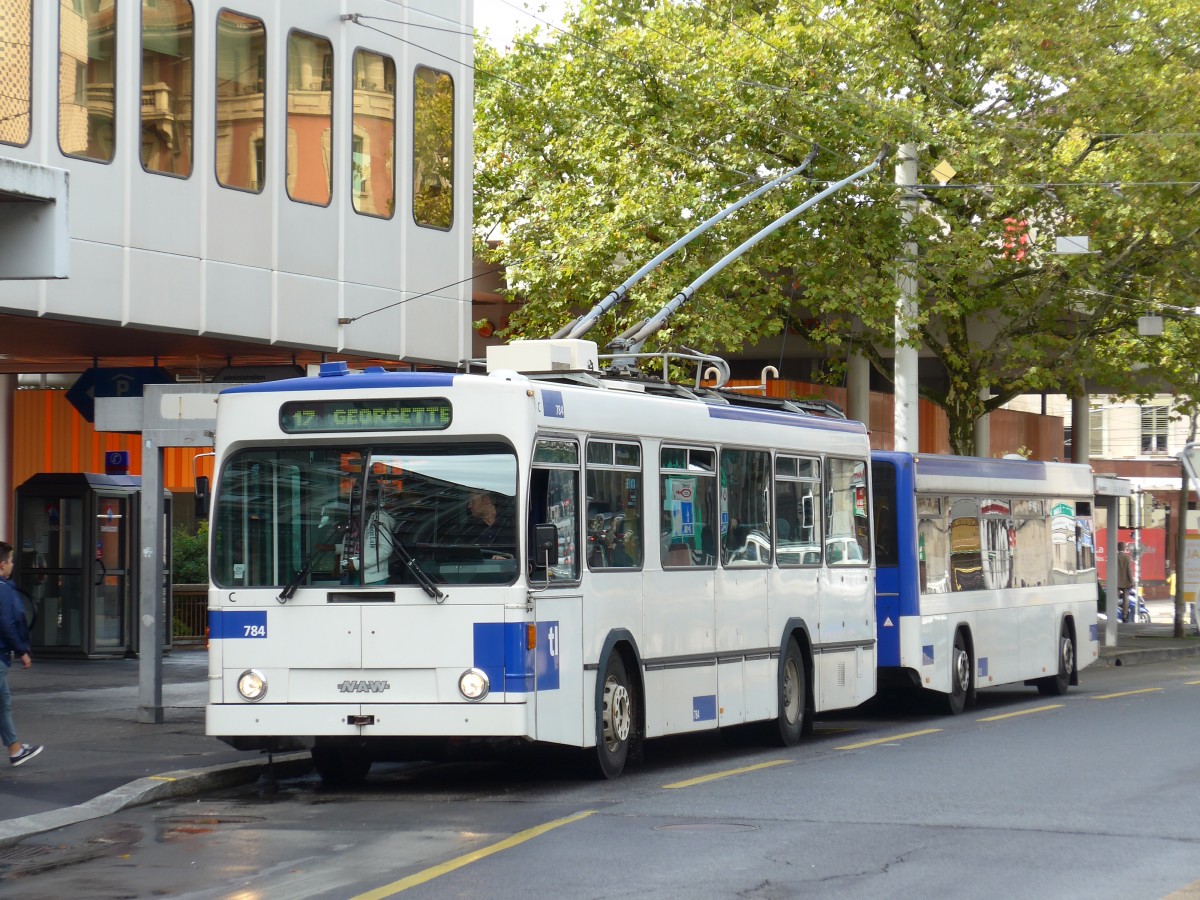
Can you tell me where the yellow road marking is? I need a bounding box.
[1091,688,1163,700]
[977,704,1063,722]
[835,728,941,750]
[148,775,177,782]
[350,809,596,899]
[1185,680,1200,686]
[663,759,791,789]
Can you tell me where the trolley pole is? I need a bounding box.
[894,143,920,452]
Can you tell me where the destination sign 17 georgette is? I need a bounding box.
[280,398,452,433]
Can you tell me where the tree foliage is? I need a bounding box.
[475,0,1200,452]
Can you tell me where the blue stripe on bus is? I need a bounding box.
[473,622,561,694]
[209,609,267,639]
[222,372,459,394]
[706,406,865,433]
[693,694,717,722]
[540,389,566,418]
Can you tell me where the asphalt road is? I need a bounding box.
[2,656,1198,900]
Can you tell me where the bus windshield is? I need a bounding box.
[212,443,518,588]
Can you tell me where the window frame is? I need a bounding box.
[284,27,333,207]
[58,0,118,163]
[411,63,454,231]
[350,46,396,219]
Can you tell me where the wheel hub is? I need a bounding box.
[603,676,631,748]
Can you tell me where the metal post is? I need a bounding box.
[894,143,919,451]
[138,436,165,724]
[846,350,871,428]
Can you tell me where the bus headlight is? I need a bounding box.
[458,668,490,701]
[237,669,268,702]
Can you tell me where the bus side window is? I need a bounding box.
[530,439,580,582]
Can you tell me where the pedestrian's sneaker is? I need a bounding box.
[10,744,42,766]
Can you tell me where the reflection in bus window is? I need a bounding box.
[286,30,332,205]
[775,455,821,566]
[215,10,265,192]
[824,457,869,565]
[1012,506,1049,587]
[60,0,117,161]
[140,0,193,176]
[413,65,453,229]
[949,498,983,591]
[980,499,1013,590]
[721,448,771,567]
[530,439,580,582]
[0,0,32,146]
[586,440,642,570]
[352,50,395,217]
[917,496,950,593]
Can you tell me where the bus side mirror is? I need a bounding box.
[533,523,559,567]
[195,475,210,520]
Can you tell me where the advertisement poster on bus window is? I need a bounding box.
[667,478,695,537]
[1182,533,1200,607]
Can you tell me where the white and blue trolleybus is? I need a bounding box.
[870,451,1099,712]
[205,339,878,781]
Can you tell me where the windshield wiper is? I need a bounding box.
[387,533,446,603]
[277,522,345,604]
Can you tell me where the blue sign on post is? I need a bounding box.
[66,367,174,423]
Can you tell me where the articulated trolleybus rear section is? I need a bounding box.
[871,451,1099,714]
[206,339,878,781]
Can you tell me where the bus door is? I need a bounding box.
[529,439,586,747]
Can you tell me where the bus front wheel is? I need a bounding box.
[594,653,634,779]
[944,630,971,715]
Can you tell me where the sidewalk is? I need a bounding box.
[0,650,310,850]
[1,619,1198,852]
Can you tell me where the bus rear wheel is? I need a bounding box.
[1038,623,1074,696]
[594,653,634,779]
[312,744,372,787]
[772,638,805,746]
[944,630,971,715]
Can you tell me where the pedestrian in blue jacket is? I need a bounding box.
[0,541,42,766]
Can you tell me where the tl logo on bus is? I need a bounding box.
[336,680,391,694]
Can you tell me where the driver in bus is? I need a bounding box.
[467,490,514,559]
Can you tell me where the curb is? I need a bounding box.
[0,751,313,850]
[1100,643,1200,668]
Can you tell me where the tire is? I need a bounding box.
[312,744,372,787]
[771,638,805,747]
[1038,622,1075,696]
[944,630,971,715]
[594,653,634,779]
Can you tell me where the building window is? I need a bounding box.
[413,65,453,229]
[140,0,193,176]
[285,30,332,206]
[215,9,265,192]
[1088,406,1105,458]
[59,0,117,162]
[1141,404,1170,454]
[351,50,395,218]
[0,0,33,146]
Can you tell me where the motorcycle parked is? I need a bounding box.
[1117,590,1152,624]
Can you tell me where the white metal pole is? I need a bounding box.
[894,143,919,451]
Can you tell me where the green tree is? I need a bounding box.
[475,0,1200,453]
[172,521,209,585]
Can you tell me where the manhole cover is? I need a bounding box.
[653,823,758,833]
